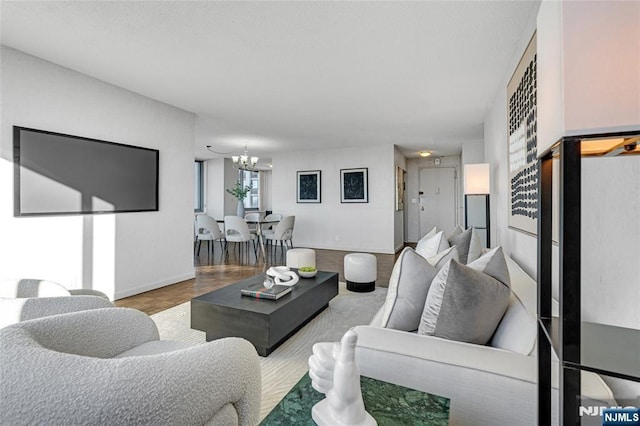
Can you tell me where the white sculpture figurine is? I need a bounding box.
[266,266,299,286]
[308,329,377,426]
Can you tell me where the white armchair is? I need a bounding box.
[0,278,113,328]
[351,256,616,425]
[0,307,261,425]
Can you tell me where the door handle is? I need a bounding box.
[421,206,424,211]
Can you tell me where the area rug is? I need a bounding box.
[151,282,387,420]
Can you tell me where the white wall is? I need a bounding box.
[261,170,273,212]
[405,155,462,242]
[271,144,396,254]
[0,47,196,300]
[394,146,407,252]
[461,140,484,167]
[204,158,243,218]
[538,1,640,154]
[486,3,640,398]
[204,158,224,219]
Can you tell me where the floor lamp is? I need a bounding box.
[464,163,490,248]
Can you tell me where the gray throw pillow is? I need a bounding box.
[379,247,439,332]
[447,227,483,264]
[447,224,464,240]
[426,245,459,269]
[418,246,511,344]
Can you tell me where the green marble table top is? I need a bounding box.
[260,373,450,426]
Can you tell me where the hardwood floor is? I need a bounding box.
[115,243,399,315]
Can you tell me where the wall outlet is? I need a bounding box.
[435,158,441,165]
[334,235,340,241]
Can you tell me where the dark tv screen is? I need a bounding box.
[14,126,159,216]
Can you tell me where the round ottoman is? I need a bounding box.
[344,253,377,292]
[286,248,316,269]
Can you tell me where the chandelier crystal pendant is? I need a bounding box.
[231,145,259,171]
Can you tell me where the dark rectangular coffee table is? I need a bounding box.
[191,271,339,356]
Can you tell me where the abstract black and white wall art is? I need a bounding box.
[296,170,321,203]
[508,34,538,235]
[340,168,368,203]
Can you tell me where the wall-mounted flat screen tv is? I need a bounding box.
[13,126,159,217]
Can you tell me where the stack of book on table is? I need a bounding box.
[241,282,292,300]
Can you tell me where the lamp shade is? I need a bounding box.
[464,163,490,194]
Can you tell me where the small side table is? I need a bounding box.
[344,253,377,292]
[260,373,450,425]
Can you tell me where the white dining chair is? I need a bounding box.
[261,213,282,245]
[265,215,295,262]
[261,213,283,236]
[195,215,225,260]
[244,212,260,236]
[224,216,258,264]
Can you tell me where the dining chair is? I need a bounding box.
[244,212,260,236]
[195,215,225,260]
[265,215,295,262]
[260,213,282,245]
[223,216,258,264]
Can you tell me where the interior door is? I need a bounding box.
[419,167,456,237]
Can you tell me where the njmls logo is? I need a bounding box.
[599,407,639,426]
[579,406,640,423]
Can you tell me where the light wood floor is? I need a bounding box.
[115,243,400,315]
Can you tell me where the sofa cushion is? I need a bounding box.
[416,231,450,260]
[418,247,511,344]
[447,227,483,264]
[379,247,438,331]
[489,292,536,355]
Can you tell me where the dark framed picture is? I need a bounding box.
[340,168,368,203]
[297,170,321,203]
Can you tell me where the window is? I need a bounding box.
[240,170,260,209]
[194,160,204,212]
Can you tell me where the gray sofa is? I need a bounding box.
[0,307,261,425]
[353,255,616,425]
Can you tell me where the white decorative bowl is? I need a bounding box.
[298,268,317,278]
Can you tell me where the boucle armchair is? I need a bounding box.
[0,308,261,425]
[0,278,113,328]
[0,278,110,299]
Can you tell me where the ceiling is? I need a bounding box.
[1,1,539,165]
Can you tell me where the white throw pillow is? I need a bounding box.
[416,231,450,260]
[418,247,511,344]
[379,247,439,332]
[422,226,439,240]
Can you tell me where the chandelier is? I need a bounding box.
[232,145,259,171]
[206,144,259,171]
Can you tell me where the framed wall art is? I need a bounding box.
[340,168,368,203]
[508,33,538,235]
[396,166,406,211]
[296,170,321,203]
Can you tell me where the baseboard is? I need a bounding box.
[114,271,196,300]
